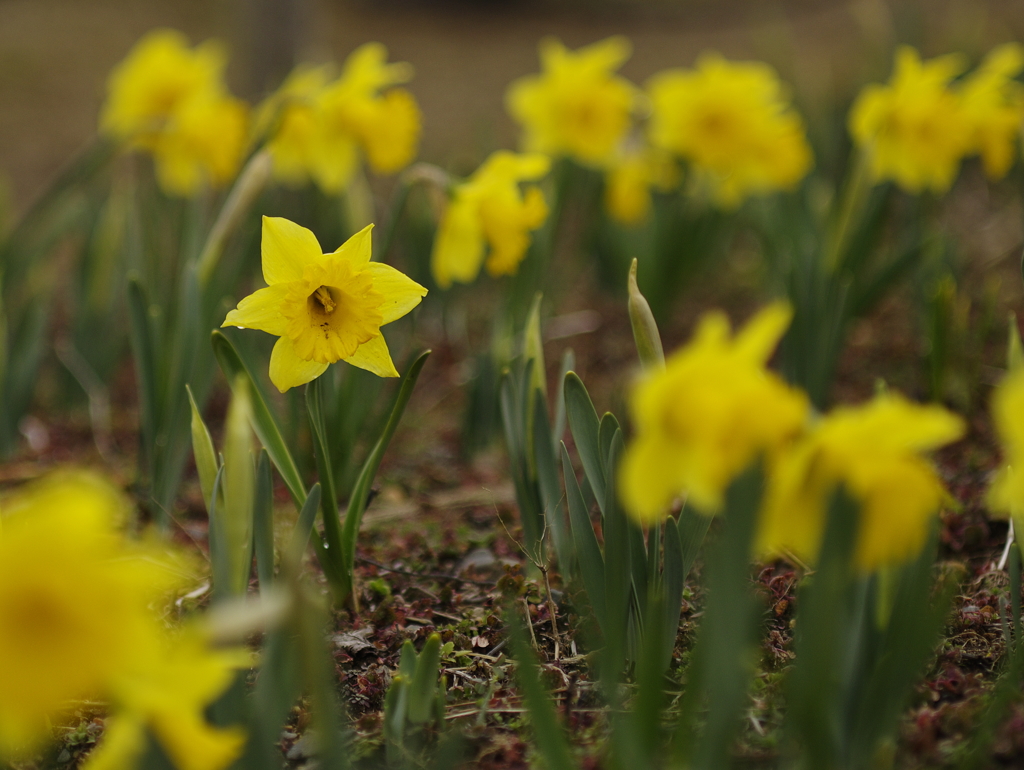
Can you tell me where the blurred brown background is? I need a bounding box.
[2,0,1023,211]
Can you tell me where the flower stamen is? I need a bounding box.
[310,285,337,315]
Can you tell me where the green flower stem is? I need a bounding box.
[196,149,273,286]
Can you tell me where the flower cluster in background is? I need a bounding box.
[851,43,1024,193]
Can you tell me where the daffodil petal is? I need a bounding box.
[365,262,427,324]
[222,284,290,335]
[154,713,246,770]
[80,715,148,770]
[329,223,374,265]
[261,216,322,285]
[734,302,792,364]
[269,336,328,392]
[344,334,399,377]
[619,436,685,523]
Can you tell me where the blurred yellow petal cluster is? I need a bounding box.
[850,47,971,193]
[431,151,551,288]
[647,54,813,208]
[0,471,245,770]
[223,216,427,391]
[262,44,421,193]
[987,368,1024,522]
[619,303,809,521]
[603,146,679,225]
[758,393,963,571]
[959,43,1024,181]
[506,37,638,166]
[85,631,249,770]
[101,29,248,196]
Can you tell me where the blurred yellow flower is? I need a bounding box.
[151,91,249,197]
[604,146,678,225]
[304,44,421,193]
[646,54,812,208]
[619,303,809,522]
[506,37,638,166]
[758,393,964,570]
[100,29,249,196]
[100,29,226,144]
[849,46,971,193]
[987,368,1024,526]
[223,216,427,391]
[84,630,248,770]
[257,65,332,186]
[959,43,1024,180]
[0,472,184,754]
[431,151,550,289]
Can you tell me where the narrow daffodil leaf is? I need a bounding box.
[564,372,606,512]
[306,377,349,604]
[211,330,306,507]
[288,483,322,562]
[253,449,275,589]
[222,374,255,596]
[662,516,686,672]
[561,442,606,635]
[187,384,219,514]
[341,351,431,598]
[533,397,572,570]
[552,348,575,452]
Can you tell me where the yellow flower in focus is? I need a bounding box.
[646,54,813,208]
[758,393,964,571]
[308,43,421,193]
[619,303,809,522]
[84,630,248,770]
[223,217,427,392]
[604,147,679,225]
[100,29,227,145]
[431,151,550,289]
[0,472,184,754]
[151,92,249,196]
[506,37,638,166]
[849,47,971,193]
[959,43,1024,180]
[987,368,1024,526]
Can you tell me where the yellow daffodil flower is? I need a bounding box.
[431,151,550,288]
[0,472,185,754]
[256,65,332,186]
[758,393,964,571]
[306,43,421,193]
[100,29,227,145]
[506,37,638,166]
[619,303,809,522]
[959,43,1024,180]
[646,54,813,208]
[84,630,248,770]
[223,216,427,392]
[849,46,972,194]
[150,91,249,196]
[100,29,249,196]
[604,146,679,225]
[987,369,1024,528]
